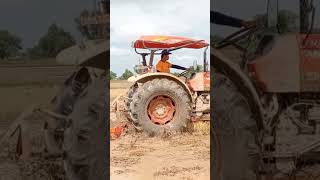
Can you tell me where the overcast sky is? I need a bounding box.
[110,0,210,76]
[2,0,320,73]
[0,0,93,49]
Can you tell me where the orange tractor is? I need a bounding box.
[111,35,210,136]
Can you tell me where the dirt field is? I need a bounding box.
[110,80,210,180]
[0,65,73,136]
[110,80,132,102]
[110,134,210,180]
[0,65,74,85]
[0,85,58,136]
[0,65,70,180]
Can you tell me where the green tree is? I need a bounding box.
[195,65,203,72]
[110,71,117,80]
[0,30,22,59]
[119,69,134,80]
[29,23,76,58]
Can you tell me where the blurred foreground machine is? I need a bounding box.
[0,1,109,180]
[212,0,320,179]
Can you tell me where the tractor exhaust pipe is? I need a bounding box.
[267,0,279,28]
[204,46,209,72]
[300,0,314,33]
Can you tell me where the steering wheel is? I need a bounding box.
[215,27,258,51]
[178,69,191,78]
[178,60,198,78]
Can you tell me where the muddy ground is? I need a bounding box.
[110,81,210,180]
[0,89,64,180]
[0,65,70,180]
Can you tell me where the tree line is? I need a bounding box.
[110,69,134,80]
[0,24,76,60]
[0,10,103,61]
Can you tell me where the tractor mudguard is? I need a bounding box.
[212,48,265,130]
[128,73,194,102]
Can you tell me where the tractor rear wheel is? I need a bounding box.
[63,77,106,180]
[212,73,260,180]
[130,78,191,136]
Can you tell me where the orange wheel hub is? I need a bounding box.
[147,96,175,125]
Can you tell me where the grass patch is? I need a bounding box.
[187,121,210,135]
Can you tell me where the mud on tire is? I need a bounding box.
[212,72,260,180]
[63,78,106,180]
[129,78,191,136]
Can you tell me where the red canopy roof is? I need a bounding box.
[133,35,209,49]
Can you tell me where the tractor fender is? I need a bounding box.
[212,48,265,130]
[128,73,194,102]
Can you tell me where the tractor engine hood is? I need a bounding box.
[56,39,108,70]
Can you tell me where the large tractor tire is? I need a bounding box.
[63,76,106,180]
[212,72,260,180]
[43,69,89,157]
[126,83,138,123]
[129,78,191,136]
